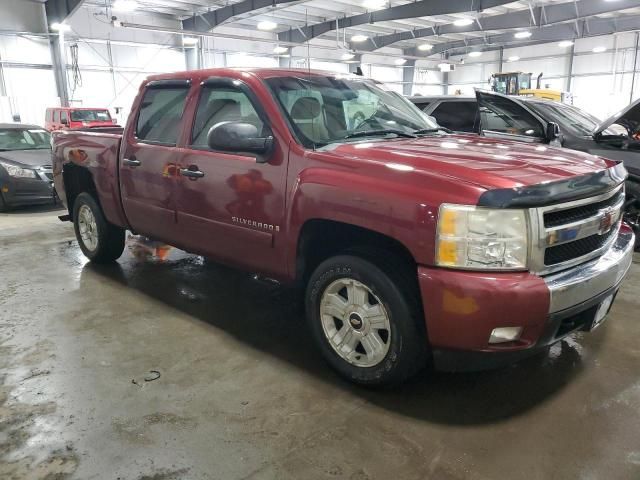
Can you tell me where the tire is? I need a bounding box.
[0,193,8,213]
[73,192,125,263]
[306,254,428,387]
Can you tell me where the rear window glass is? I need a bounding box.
[70,109,112,122]
[431,101,477,132]
[136,87,189,144]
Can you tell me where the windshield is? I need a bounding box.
[265,75,438,147]
[70,109,112,122]
[527,102,619,137]
[0,128,51,151]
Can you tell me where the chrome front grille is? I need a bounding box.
[529,185,625,275]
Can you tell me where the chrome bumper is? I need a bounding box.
[544,227,635,314]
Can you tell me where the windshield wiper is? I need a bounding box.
[413,127,452,135]
[343,129,417,140]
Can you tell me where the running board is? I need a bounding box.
[58,214,71,222]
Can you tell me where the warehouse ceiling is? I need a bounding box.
[80,0,640,55]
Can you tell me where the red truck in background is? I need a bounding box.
[45,107,117,131]
[51,68,635,386]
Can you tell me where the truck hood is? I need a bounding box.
[594,96,640,136]
[323,135,612,190]
[0,149,51,167]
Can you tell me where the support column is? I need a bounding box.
[630,32,639,103]
[49,32,69,106]
[279,55,291,68]
[498,47,504,73]
[185,39,203,71]
[566,44,575,92]
[402,59,416,96]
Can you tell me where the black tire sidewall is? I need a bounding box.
[306,255,424,386]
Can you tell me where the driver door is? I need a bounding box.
[475,91,548,144]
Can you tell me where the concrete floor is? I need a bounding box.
[1,206,639,480]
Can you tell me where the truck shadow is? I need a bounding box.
[79,247,598,426]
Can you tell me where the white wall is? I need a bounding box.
[446,32,640,120]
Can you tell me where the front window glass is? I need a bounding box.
[479,95,544,137]
[265,75,438,147]
[136,87,189,144]
[0,129,51,151]
[70,109,112,122]
[528,102,620,137]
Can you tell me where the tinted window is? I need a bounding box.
[431,101,477,132]
[191,86,265,147]
[412,100,432,112]
[136,87,189,144]
[527,102,622,137]
[479,96,544,137]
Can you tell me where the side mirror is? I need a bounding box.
[207,122,273,162]
[545,122,560,141]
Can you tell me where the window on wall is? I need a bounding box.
[136,87,189,144]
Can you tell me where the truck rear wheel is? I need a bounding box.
[73,192,125,263]
[306,254,428,387]
[0,194,8,213]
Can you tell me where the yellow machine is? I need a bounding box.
[491,72,573,104]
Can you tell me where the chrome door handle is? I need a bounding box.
[180,168,205,179]
[123,158,141,167]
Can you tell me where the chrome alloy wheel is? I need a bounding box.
[319,278,391,368]
[77,204,98,252]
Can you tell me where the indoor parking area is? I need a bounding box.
[1,0,640,479]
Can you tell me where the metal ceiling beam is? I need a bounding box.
[410,14,640,57]
[361,0,640,51]
[183,0,303,32]
[45,0,86,25]
[278,0,514,44]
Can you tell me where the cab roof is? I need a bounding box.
[145,67,361,83]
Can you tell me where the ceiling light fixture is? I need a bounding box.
[50,22,71,32]
[351,34,369,42]
[395,58,407,65]
[182,37,199,45]
[113,0,138,12]
[273,46,288,54]
[508,55,520,62]
[514,31,532,39]
[453,18,474,27]
[362,0,387,9]
[592,46,607,53]
[257,20,277,31]
[558,40,574,48]
[341,52,356,61]
[417,43,433,51]
[468,51,482,57]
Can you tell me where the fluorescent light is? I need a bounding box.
[453,18,473,27]
[113,0,138,12]
[593,46,607,53]
[514,31,532,39]
[351,34,369,42]
[273,46,288,54]
[257,20,277,31]
[341,52,356,61]
[51,22,71,32]
[417,43,433,51]
[362,0,386,9]
[438,63,452,71]
[395,58,407,65]
[468,51,482,58]
[182,37,199,45]
[558,40,574,48]
[508,55,520,62]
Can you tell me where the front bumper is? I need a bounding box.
[418,225,635,371]
[0,169,55,207]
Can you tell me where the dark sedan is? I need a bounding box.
[0,124,55,212]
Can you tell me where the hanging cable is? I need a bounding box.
[68,43,82,101]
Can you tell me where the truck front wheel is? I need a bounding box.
[306,255,428,387]
[73,192,125,263]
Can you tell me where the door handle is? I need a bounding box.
[180,167,205,179]
[123,158,141,167]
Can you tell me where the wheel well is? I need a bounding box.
[296,219,416,284]
[63,165,97,216]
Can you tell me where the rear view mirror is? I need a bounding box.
[207,122,274,162]
[546,122,560,141]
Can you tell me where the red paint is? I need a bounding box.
[51,68,624,355]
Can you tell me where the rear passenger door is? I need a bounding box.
[173,77,287,277]
[120,79,190,241]
[476,91,546,143]
[430,101,478,133]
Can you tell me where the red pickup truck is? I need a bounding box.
[52,68,635,386]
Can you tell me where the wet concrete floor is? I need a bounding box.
[1,206,639,480]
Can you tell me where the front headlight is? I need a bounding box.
[436,204,528,270]
[0,161,36,178]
